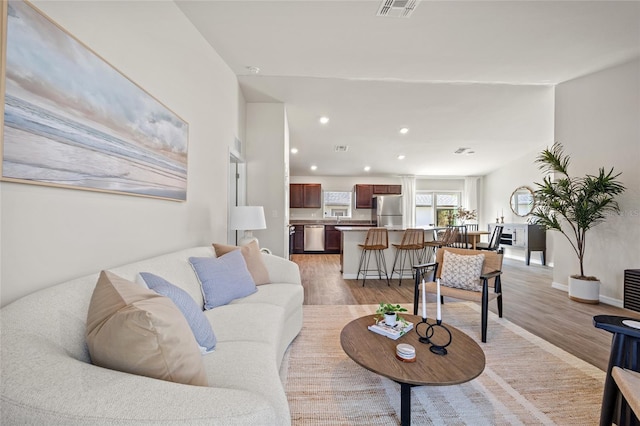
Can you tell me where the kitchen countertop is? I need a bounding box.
[289,220,374,226]
[335,225,439,232]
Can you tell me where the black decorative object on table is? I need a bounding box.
[415,317,453,355]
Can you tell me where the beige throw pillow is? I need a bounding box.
[86,271,208,386]
[439,251,485,291]
[213,240,270,285]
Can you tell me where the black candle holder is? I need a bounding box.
[415,317,453,355]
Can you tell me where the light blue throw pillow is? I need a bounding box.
[189,250,257,310]
[138,272,216,353]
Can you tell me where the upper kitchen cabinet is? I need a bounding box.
[355,184,402,208]
[354,184,374,209]
[373,185,402,195]
[290,184,322,208]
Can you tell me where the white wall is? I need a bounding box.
[246,103,288,257]
[554,59,640,303]
[481,146,552,262]
[1,1,242,306]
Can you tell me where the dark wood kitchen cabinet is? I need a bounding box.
[355,184,374,209]
[355,184,402,208]
[374,184,402,195]
[292,225,305,253]
[324,225,342,253]
[290,184,322,208]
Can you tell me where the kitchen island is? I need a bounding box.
[336,226,437,280]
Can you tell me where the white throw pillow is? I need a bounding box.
[440,251,485,291]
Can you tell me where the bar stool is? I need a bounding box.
[357,228,390,287]
[390,229,425,286]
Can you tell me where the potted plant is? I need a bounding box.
[530,142,625,303]
[444,207,477,226]
[375,303,407,326]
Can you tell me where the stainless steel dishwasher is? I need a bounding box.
[304,225,325,251]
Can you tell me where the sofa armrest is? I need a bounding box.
[261,254,301,285]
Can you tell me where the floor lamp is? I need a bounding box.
[230,206,267,246]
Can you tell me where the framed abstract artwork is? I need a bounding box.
[1,1,189,201]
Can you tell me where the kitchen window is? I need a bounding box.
[323,191,353,218]
[415,191,461,227]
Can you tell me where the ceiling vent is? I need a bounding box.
[376,0,419,18]
[454,147,475,155]
[334,145,349,152]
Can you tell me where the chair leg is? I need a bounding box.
[357,249,366,281]
[497,294,503,318]
[360,249,372,287]
[378,249,390,286]
[390,248,402,285]
[481,288,489,343]
[398,249,408,286]
[600,333,626,426]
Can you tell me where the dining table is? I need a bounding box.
[466,230,490,249]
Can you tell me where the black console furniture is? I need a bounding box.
[489,223,546,265]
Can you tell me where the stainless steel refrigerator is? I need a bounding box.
[372,195,403,227]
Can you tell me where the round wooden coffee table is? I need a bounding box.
[340,314,485,426]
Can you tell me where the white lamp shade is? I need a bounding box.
[230,206,266,231]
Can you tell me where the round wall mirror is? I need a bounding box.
[510,186,535,217]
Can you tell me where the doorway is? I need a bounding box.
[228,150,246,245]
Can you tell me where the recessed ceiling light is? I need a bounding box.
[310,165,318,171]
[364,166,371,172]
[397,154,405,160]
[290,148,298,154]
[399,127,409,134]
[246,65,260,74]
[319,116,329,125]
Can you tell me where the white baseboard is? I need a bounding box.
[551,281,568,292]
[502,253,546,266]
[551,281,623,307]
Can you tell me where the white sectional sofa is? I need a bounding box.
[0,246,303,425]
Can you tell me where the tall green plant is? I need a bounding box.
[530,143,625,279]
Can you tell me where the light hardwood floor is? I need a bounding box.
[291,253,640,371]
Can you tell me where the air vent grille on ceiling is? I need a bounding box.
[334,145,349,152]
[376,0,419,18]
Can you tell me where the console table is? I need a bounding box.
[489,223,546,265]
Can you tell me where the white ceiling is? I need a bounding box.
[176,0,640,177]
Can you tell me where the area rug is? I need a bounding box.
[280,303,605,425]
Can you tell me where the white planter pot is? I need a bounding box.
[384,312,397,326]
[568,276,600,304]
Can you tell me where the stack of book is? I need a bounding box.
[368,320,414,340]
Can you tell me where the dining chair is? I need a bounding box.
[413,247,503,342]
[356,228,390,287]
[446,225,468,249]
[423,227,454,263]
[476,225,503,252]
